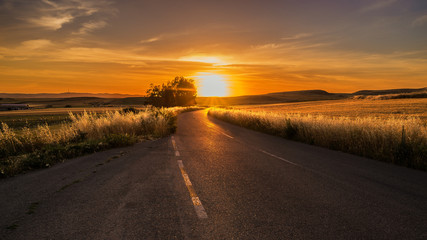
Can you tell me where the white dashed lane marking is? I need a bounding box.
[205,122,234,139]
[171,136,181,156]
[177,160,208,219]
[172,136,208,219]
[259,150,300,167]
[171,136,177,150]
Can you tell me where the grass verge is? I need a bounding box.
[208,108,427,170]
[0,106,202,177]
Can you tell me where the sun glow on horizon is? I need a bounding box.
[194,73,229,97]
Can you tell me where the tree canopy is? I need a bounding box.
[146,76,197,107]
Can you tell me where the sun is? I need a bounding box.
[193,73,229,97]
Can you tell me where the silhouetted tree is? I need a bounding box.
[146,76,197,107]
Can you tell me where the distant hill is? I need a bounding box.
[0,92,143,98]
[197,88,427,106]
[197,90,349,106]
[352,87,427,96]
[0,96,147,108]
[351,87,427,100]
[1,87,425,107]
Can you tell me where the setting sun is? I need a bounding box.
[194,73,229,97]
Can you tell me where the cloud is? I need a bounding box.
[41,0,58,8]
[20,39,53,49]
[251,41,334,53]
[281,33,312,41]
[251,43,282,50]
[0,39,54,60]
[74,20,108,35]
[412,15,427,27]
[140,37,161,44]
[251,33,326,52]
[361,0,398,12]
[13,0,116,31]
[28,15,73,30]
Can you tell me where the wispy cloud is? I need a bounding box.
[28,15,73,30]
[74,20,108,35]
[251,38,334,52]
[20,39,53,49]
[13,0,116,31]
[412,15,427,27]
[250,32,319,51]
[0,39,54,60]
[252,43,282,50]
[281,33,312,41]
[361,0,398,12]
[140,37,161,44]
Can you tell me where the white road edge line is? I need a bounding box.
[177,160,208,219]
[260,150,300,167]
[205,122,234,139]
[219,131,234,139]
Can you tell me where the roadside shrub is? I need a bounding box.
[121,107,139,114]
[104,134,137,147]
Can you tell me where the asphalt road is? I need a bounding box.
[1,110,426,239]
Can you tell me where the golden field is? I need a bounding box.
[208,98,427,170]
[234,98,427,122]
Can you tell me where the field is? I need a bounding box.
[0,107,124,129]
[209,98,427,170]
[234,98,427,122]
[0,96,147,108]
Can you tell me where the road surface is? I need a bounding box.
[1,110,426,239]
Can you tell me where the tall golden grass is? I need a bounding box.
[1,109,169,155]
[0,106,201,177]
[236,98,427,121]
[208,108,427,170]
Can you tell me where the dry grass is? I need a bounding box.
[208,107,427,170]
[235,99,427,121]
[0,106,202,177]
[0,107,123,117]
[68,109,172,139]
[0,107,124,129]
[1,108,170,156]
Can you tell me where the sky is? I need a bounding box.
[0,0,426,96]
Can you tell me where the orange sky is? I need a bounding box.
[0,0,426,96]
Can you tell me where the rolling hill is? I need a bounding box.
[196,90,349,106]
[353,87,427,96]
[0,92,143,99]
[0,87,425,108]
